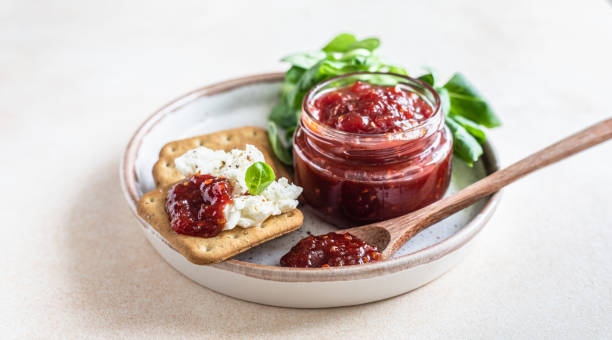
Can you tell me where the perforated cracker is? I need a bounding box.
[137,186,303,265]
[153,126,291,187]
[140,126,303,265]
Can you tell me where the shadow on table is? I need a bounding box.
[60,155,408,336]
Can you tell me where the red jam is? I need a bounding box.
[294,74,453,226]
[311,81,434,134]
[165,174,233,238]
[280,232,381,268]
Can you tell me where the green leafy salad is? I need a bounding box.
[268,33,501,166]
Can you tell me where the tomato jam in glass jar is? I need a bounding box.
[293,72,453,227]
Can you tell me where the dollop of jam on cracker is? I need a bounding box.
[165,174,233,237]
[280,232,382,268]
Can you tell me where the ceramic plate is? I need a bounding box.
[121,73,501,308]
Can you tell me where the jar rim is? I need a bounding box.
[301,72,443,143]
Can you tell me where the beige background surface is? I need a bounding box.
[1,0,611,339]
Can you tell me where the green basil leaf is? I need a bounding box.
[363,55,382,68]
[285,126,296,142]
[287,60,327,108]
[284,66,305,84]
[417,67,440,87]
[318,60,348,77]
[322,33,357,53]
[445,116,483,166]
[350,55,368,66]
[280,80,297,100]
[418,73,435,86]
[339,48,371,61]
[449,114,487,143]
[267,121,293,165]
[245,161,276,195]
[269,101,297,129]
[437,87,451,115]
[281,51,326,69]
[443,73,501,128]
[385,64,408,75]
[296,60,324,90]
[347,38,380,51]
[355,73,399,86]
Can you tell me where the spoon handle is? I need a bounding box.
[381,117,612,256]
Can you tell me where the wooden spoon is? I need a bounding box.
[341,118,612,260]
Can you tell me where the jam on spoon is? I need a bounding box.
[280,232,382,268]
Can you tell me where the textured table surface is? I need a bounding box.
[2,0,611,339]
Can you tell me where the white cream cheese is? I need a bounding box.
[174,144,302,231]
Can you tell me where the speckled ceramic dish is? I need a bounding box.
[120,73,501,308]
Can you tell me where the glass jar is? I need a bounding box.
[293,72,453,227]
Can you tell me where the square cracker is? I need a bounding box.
[153,126,291,187]
[140,126,303,265]
[137,186,303,265]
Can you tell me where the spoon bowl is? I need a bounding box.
[340,224,391,253]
